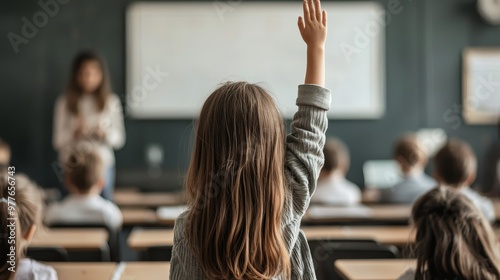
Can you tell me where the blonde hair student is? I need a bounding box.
[170,0,330,279]
[0,176,58,280]
[434,139,495,221]
[398,187,500,280]
[45,148,122,229]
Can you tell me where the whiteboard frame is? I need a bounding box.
[126,1,386,120]
[462,47,500,125]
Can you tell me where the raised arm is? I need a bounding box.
[285,0,330,218]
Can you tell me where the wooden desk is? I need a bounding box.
[128,229,175,250]
[303,205,411,225]
[31,229,108,250]
[114,191,185,208]
[48,262,116,280]
[122,208,160,226]
[335,259,416,280]
[119,262,170,280]
[302,226,414,246]
[128,226,412,250]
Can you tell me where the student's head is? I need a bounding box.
[411,187,500,279]
[185,81,290,279]
[64,148,104,195]
[320,137,350,179]
[434,139,477,188]
[0,139,11,178]
[66,50,111,114]
[393,134,427,174]
[0,177,44,280]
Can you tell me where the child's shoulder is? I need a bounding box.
[15,259,58,280]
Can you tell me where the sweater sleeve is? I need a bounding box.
[52,96,72,152]
[170,212,205,279]
[102,94,125,149]
[285,84,331,218]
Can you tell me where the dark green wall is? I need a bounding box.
[0,0,498,190]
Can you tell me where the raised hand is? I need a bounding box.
[298,0,327,86]
[298,0,327,48]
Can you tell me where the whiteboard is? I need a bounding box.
[126,1,385,119]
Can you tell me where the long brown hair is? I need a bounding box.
[412,187,500,280]
[185,82,291,279]
[0,176,44,280]
[65,50,112,115]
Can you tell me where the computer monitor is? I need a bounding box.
[363,160,403,189]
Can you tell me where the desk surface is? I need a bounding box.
[335,259,416,280]
[114,191,185,208]
[119,262,170,280]
[48,262,116,280]
[128,229,175,249]
[303,205,412,224]
[121,208,159,226]
[31,229,108,250]
[302,226,414,245]
[128,226,413,250]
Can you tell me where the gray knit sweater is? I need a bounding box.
[170,84,331,280]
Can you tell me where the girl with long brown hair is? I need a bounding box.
[170,0,330,279]
[53,50,125,200]
[0,176,58,280]
[399,187,500,280]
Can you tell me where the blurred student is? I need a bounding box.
[45,148,122,229]
[379,134,435,204]
[399,187,500,280]
[170,1,330,279]
[0,175,58,280]
[434,139,495,222]
[53,50,125,201]
[311,138,361,206]
[481,118,500,196]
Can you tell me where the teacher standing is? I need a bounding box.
[53,50,125,200]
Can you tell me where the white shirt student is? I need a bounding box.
[45,194,123,229]
[311,172,361,206]
[45,149,123,229]
[310,138,361,206]
[461,186,495,222]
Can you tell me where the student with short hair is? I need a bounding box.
[311,138,361,206]
[434,139,495,222]
[0,175,58,280]
[398,187,500,280]
[379,134,435,204]
[45,148,122,229]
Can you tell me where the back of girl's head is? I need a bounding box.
[411,187,500,280]
[185,81,290,279]
[66,49,111,114]
[0,176,43,280]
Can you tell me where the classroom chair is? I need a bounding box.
[27,247,69,262]
[308,240,400,280]
[48,223,118,262]
[145,245,173,261]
